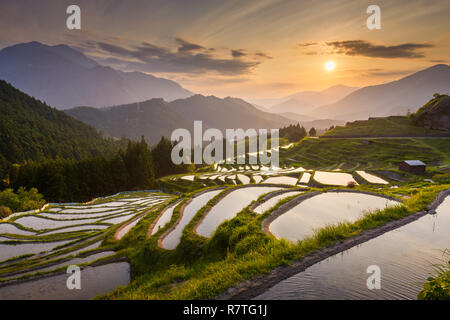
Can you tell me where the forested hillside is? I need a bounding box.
[0,80,121,178]
[0,81,189,204]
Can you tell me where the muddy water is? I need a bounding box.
[257,196,450,300]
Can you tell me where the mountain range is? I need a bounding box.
[308,64,450,121]
[1,41,449,138]
[0,42,192,109]
[266,85,359,114]
[64,95,295,144]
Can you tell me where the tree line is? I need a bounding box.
[279,123,318,141]
[5,137,189,204]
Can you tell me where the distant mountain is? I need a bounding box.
[267,85,358,114]
[279,112,317,122]
[310,64,450,121]
[301,119,346,130]
[0,80,118,174]
[0,42,193,109]
[65,95,295,144]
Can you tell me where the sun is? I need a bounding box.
[325,61,336,71]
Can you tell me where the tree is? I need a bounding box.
[309,127,317,137]
[279,123,307,142]
[122,137,155,190]
[152,136,183,178]
[0,206,12,219]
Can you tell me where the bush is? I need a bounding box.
[0,187,45,212]
[0,189,20,211]
[0,205,12,219]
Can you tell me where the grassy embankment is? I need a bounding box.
[279,137,450,170]
[323,116,450,137]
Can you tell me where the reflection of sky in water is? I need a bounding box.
[314,171,358,186]
[269,192,398,242]
[162,190,222,249]
[197,187,282,237]
[254,191,303,214]
[0,262,130,300]
[257,196,450,300]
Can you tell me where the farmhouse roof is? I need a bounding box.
[403,160,426,166]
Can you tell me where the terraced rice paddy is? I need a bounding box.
[253,191,304,214]
[150,202,178,236]
[253,175,263,183]
[263,176,299,186]
[313,171,358,186]
[1,159,439,300]
[237,174,251,184]
[257,196,450,300]
[196,186,283,238]
[0,191,171,299]
[0,262,130,300]
[268,192,399,242]
[161,189,222,249]
[356,171,389,184]
[299,172,311,184]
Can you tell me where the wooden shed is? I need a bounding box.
[399,160,426,174]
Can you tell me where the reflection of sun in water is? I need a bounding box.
[325,61,336,71]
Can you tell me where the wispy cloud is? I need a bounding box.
[87,38,270,75]
[297,42,318,47]
[231,49,246,58]
[326,40,433,59]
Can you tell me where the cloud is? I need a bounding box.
[255,52,272,59]
[298,42,318,47]
[231,49,246,58]
[175,38,205,53]
[326,40,433,59]
[366,69,413,77]
[89,38,268,75]
[341,67,415,78]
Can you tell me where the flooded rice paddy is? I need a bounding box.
[257,196,450,300]
[269,192,399,242]
[196,187,282,238]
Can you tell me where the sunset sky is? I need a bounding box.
[1,0,449,99]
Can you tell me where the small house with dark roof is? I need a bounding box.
[399,160,426,174]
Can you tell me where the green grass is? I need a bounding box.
[279,137,450,169]
[323,116,450,137]
[99,183,449,300]
[418,249,450,300]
